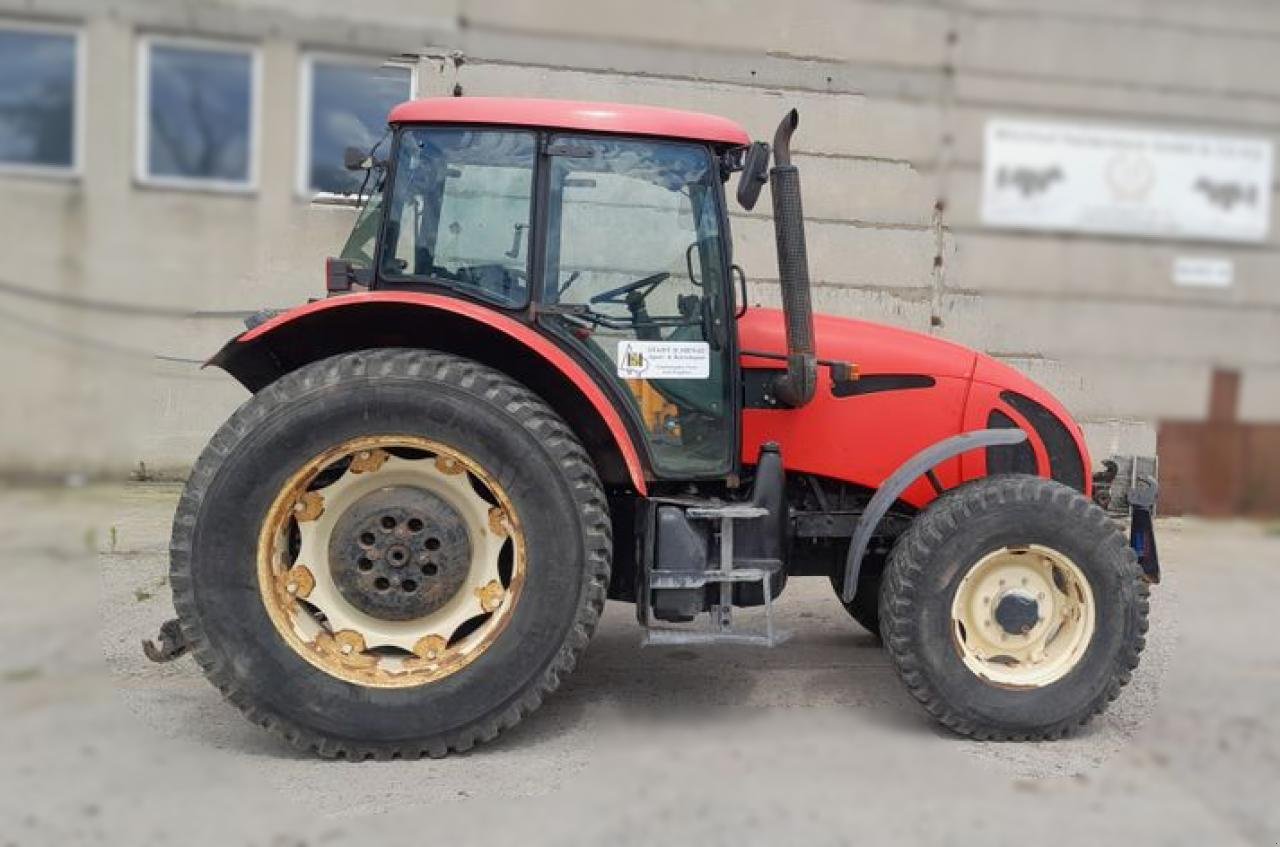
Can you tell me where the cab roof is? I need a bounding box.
[387,97,751,147]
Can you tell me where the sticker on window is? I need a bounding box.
[616,340,710,380]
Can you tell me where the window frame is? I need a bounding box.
[296,51,416,203]
[0,18,86,179]
[134,33,262,193]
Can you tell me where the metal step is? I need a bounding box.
[648,564,776,590]
[641,503,788,648]
[684,505,769,520]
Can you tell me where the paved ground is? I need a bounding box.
[0,483,1277,846]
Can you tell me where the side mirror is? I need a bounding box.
[325,257,372,293]
[343,146,373,171]
[736,141,771,210]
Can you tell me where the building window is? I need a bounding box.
[300,56,413,197]
[137,36,258,190]
[0,22,81,174]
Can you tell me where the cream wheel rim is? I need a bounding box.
[950,544,1095,689]
[257,435,525,688]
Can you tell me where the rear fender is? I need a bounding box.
[209,292,648,494]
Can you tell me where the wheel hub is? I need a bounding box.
[993,591,1040,635]
[328,485,472,621]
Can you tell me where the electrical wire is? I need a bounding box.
[0,300,206,365]
[0,277,255,320]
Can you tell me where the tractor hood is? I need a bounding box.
[738,307,1091,502]
[739,306,1082,428]
[739,307,978,379]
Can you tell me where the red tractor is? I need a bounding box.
[156,98,1158,758]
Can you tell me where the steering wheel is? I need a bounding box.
[589,272,670,306]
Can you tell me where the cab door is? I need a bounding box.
[538,135,737,479]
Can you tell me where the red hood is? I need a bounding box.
[738,307,977,379]
[736,308,1091,496]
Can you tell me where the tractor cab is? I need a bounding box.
[333,101,748,481]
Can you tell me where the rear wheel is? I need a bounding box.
[170,349,611,758]
[880,475,1147,740]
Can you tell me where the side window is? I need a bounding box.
[381,129,535,307]
[544,137,732,476]
[300,57,412,197]
[338,190,385,269]
[0,24,80,173]
[138,37,258,189]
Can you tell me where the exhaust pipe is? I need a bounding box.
[768,110,817,408]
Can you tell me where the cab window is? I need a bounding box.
[380,128,535,306]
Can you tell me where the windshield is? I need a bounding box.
[379,128,537,307]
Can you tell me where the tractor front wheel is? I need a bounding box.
[169,349,611,758]
[880,475,1148,740]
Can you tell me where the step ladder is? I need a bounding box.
[641,504,789,648]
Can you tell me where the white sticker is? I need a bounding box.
[1173,256,1234,288]
[616,340,710,380]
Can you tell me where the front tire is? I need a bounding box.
[169,349,611,758]
[880,475,1148,740]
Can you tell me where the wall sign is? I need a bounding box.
[1173,256,1234,288]
[982,119,1273,243]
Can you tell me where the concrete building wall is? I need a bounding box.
[1,0,1276,479]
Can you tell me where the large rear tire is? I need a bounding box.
[880,475,1148,740]
[169,349,611,758]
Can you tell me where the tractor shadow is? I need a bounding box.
[170,596,930,760]
[489,597,934,753]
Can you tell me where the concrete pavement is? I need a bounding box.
[0,483,1276,845]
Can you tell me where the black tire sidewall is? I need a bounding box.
[188,368,590,745]
[887,481,1141,732]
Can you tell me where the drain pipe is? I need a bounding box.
[768,110,818,408]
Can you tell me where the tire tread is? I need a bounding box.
[879,474,1149,741]
[169,349,612,759]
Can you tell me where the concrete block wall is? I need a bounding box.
[0,0,1275,479]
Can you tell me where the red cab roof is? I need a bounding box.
[387,97,750,147]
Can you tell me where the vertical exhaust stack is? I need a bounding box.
[768,110,818,408]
